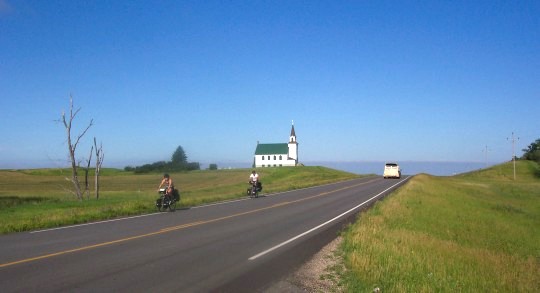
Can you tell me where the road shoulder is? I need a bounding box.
[264,236,345,292]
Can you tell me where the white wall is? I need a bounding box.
[254,154,296,167]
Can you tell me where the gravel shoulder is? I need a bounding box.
[264,236,346,292]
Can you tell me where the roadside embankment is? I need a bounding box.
[335,161,540,291]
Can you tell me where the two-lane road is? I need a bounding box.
[0,176,409,292]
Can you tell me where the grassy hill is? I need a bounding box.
[340,160,540,292]
[0,166,360,234]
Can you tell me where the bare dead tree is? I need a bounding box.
[94,137,104,199]
[61,95,93,200]
[84,146,94,200]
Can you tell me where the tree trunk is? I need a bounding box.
[61,95,93,200]
[94,138,104,200]
[84,146,93,200]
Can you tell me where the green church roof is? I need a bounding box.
[255,143,288,155]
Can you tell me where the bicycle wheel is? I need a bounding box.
[168,199,176,212]
[157,197,165,212]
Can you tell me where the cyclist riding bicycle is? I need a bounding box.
[158,173,174,201]
[249,170,259,185]
[248,170,261,196]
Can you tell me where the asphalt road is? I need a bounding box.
[0,176,409,292]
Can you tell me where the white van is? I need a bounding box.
[383,162,401,179]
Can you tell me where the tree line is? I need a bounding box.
[124,145,201,173]
[522,138,540,163]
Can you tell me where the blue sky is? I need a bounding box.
[1,0,539,169]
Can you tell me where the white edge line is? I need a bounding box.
[248,177,409,260]
[192,176,371,209]
[29,213,159,234]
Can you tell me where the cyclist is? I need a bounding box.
[248,170,259,195]
[249,170,259,185]
[158,173,174,201]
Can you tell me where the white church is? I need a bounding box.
[253,123,298,168]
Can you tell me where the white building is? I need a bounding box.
[253,124,298,167]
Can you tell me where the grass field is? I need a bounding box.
[0,166,361,234]
[340,160,540,292]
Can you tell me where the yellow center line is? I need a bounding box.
[0,178,379,269]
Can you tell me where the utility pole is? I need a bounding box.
[507,132,519,180]
[482,145,490,168]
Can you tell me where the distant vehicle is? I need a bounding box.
[383,162,401,179]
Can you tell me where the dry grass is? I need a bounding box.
[0,166,361,233]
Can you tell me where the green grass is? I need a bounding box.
[0,166,361,234]
[340,160,540,292]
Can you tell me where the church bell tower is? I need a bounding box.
[288,121,298,164]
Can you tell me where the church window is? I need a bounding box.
[279,155,282,160]
[274,155,276,160]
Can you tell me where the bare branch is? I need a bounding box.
[73,119,94,152]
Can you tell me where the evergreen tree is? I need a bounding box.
[171,145,188,165]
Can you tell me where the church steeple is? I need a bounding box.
[289,120,297,143]
[288,121,298,165]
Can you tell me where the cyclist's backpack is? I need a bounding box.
[173,189,180,201]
